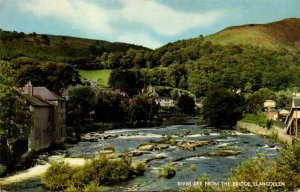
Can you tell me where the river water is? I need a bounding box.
[1,121,281,192]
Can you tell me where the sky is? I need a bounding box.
[0,0,299,49]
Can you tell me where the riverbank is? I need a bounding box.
[236,121,293,146]
[0,158,85,186]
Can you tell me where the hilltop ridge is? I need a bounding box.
[207,18,300,49]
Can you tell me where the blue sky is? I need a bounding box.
[0,0,299,49]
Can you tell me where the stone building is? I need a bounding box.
[21,82,66,153]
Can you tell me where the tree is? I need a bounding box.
[68,87,97,121]
[0,61,31,140]
[108,69,141,96]
[13,59,80,94]
[41,35,50,45]
[107,52,121,69]
[133,52,145,68]
[165,64,187,88]
[160,51,174,67]
[244,88,276,113]
[95,92,126,122]
[177,94,195,114]
[126,94,159,126]
[0,61,31,168]
[41,61,81,93]
[202,88,244,127]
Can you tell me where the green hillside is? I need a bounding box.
[206,18,300,49]
[79,69,111,87]
[0,29,150,68]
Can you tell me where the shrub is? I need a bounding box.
[158,163,176,178]
[83,181,109,192]
[0,145,14,168]
[266,119,273,129]
[72,155,133,186]
[131,161,147,175]
[189,164,197,171]
[42,154,146,191]
[41,162,76,190]
[0,164,7,176]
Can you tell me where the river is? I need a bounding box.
[0,121,281,191]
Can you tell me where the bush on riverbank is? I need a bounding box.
[42,154,146,191]
[41,162,76,190]
[241,112,268,128]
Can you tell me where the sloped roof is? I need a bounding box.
[33,87,64,101]
[155,97,173,100]
[22,94,52,107]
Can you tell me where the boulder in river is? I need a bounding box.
[137,144,155,151]
[123,150,144,157]
[176,140,216,151]
[203,150,241,157]
[144,155,166,163]
[80,133,118,142]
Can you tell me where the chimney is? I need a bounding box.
[25,81,33,96]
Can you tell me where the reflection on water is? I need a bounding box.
[1,122,281,191]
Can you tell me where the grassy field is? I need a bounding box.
[79,69,111,87]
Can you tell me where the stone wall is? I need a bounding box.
[29,106,53,152]
[236,121,293,146]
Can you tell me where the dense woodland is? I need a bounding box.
[1,29,300,125]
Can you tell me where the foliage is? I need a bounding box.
[241,112,268,128]
[95,92,126,123]
[0,61,31,140]
[131,161,147,176]
[68,86,97,119]
[83,181,109,192]
[202,88,244,127]
[157,163,176,178]
[244,88,276,113]
[266,119,273,129]
[126,94,160,126]
[189,164,197,171]
[108,69,143,96]
[0,30,148,69]
[41,162,76,190]
[10,57,81,93]
[177,94,196,114]
[42,154,146,191]
[0,144,13,169]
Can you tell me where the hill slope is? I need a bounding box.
[207,18,300,49]
[0,29,150,66]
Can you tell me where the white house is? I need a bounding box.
[155,97,175,107]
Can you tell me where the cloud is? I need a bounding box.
[117,32,163,49]
[18,0,225,47]
[119,0,225,36]
[20,0,114,35]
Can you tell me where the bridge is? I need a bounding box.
[285,96,300,136]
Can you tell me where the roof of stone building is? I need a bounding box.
[32,87,64,101]
[22,94,52,107]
